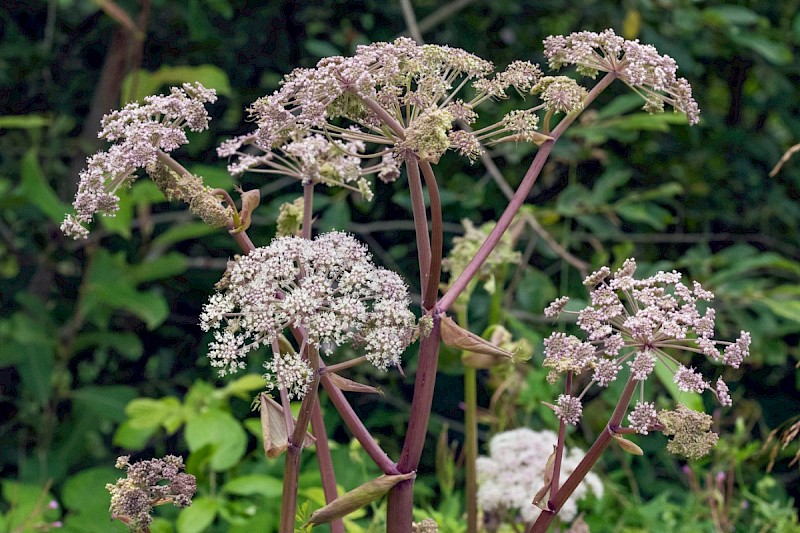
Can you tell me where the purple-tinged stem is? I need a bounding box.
[358,93,406,140]
[549,372,571,500]
[418,160,443,309]
[302,182,314,239]
[438,72,617,313]
[406,154,432,298]
[310,400,345,533]
[529,375,637,533]
[319,372,400,475]
[386,311,442,532]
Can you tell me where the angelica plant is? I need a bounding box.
[60,28,733,533]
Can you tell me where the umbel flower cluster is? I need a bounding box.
[62,83,219,239]
[477,428,603,527]
[544,28,700,124]
[200,232,416,397]
[217,36,576,190]
[543,259,750,436]
[106,455,196,533]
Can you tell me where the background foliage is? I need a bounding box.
[1,0,799,531]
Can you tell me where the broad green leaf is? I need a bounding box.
[122,65,232,104]
[220,374,267,399]
[113,419,159,450]
[125,396,185,432]
[615,202,672,230]
[88,282,169,330]
[187,163,235,190]
[222,475,282,498]
[176,496,219,533]
[729,33,792,65]
[305,39,341,58]
[703,6,761,25]
[596,94,645,119]
[73,385,138,423]
[1,481,57,531]
[150,222,219,250]
[19,149,69,222]
[0,114,51,129]
[72,331,144,360]
[761,299,800,326]
[185,410,247,471]
[15,341,54,405]
[128,252,188,284]
[62,467,120,513]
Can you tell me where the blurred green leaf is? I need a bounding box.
[19,149,69,222]
[0,114,51,129]
[122,65,232,104]
[185,410,247,471]
[177,496,219,533]
[73,386,138,423]
[728,33,793,65]
[222,475,283,498]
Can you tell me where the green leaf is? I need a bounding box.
[113,419,159,450]
[185,410,247,471]
[1,481,57,531]
[0,114,51,129]
[19,149,69,222]
[222,475,283,498]
[187,163,235,190]
[88,282,169,330]
[128,252,188,284]
[704,6,761,25]
[615,202,672,230]
[122,65,233,104]
[125,396,185,433]
[73,386,138,423]
[220,374,267,399]
[761,299,800,326]
[62,467,120,514]
[150,222,219,250]
[304,39,341,58]
[176,496,218,533]
[72,331,144,360]
[15,340,54,405]
[729,33,792,65]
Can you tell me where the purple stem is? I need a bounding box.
[529,375,638,532]
[438,72,617,313]
[319,372,400,475]
[549,372,571,499]
[418,160,443,309]
[310,401,345,533]
[385,311,442,532]
[406,155,432,298]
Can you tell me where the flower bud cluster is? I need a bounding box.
[62,83,217,239]
[219,37,553,183]
[106,455,196,532]
[477,428,602,526]
[200,232,416,389]
[543,258,750,429]
[543,29,700,124]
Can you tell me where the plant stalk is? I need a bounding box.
[529,375,637,532]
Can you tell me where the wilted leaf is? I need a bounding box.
[325,372,383,395]
[440,315,513,360]
[259,394,315,458]
[306,472,415,525]
[612,433,644,455]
